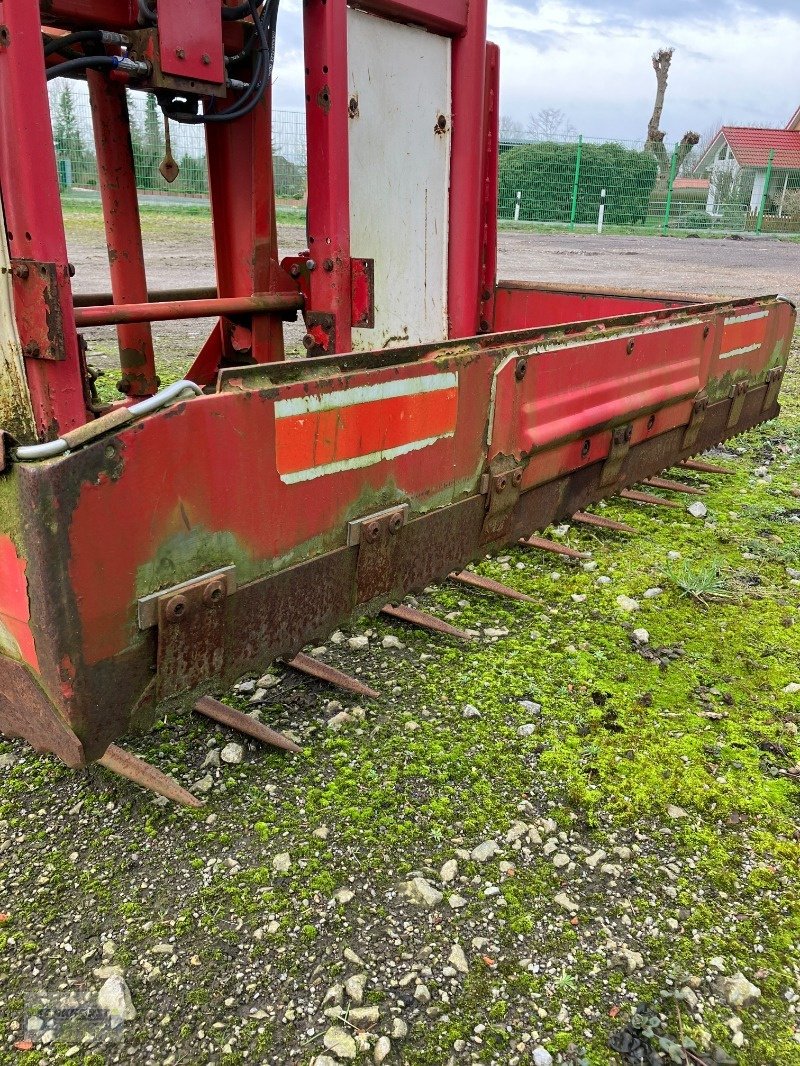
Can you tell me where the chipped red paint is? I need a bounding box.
[0,536,39,671]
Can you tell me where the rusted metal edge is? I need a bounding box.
[381,603,472,640]
[98,745,202,807]
[194,695,301,752]
[450,570,535,602]
[286,652,380,699]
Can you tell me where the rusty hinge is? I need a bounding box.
[6,259,67,361]
[726,380,749,429]
[600,423,632,487]
[480,463,523,541]
[762,368,783,412]
[137,566,236,699]
[682,393,708,450]
[348,504,409,603]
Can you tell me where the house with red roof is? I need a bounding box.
[694,107,800,218]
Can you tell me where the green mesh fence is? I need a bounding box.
[48,80,800,235]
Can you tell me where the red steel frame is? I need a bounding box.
[0,0,794,777]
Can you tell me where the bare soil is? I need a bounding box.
[66,221,800,374]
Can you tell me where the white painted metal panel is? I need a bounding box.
[347,8,450,349]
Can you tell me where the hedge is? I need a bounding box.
[498,141,660,225]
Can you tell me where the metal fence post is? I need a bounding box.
[661,148,678,236]
[755,149,774,234]
[569,135,583,231]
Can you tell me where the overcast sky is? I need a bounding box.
[270,0,800,143]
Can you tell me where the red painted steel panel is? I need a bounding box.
[447,0,487,338]
[87,73,157,397]
[494,285,689,331]
[158,0,225,83]
[0,0,88,438]
[303,0,352,354]
[350,0,468,35]
[0,536,39,671]
[39,0,139,30]
[478,42,499,331]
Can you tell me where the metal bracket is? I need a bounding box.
[348,504,408,603]
[762,368,783,412]
[6,260,66,361]
[137,565,236,629]
[480,464,523,541]
[682,393,708,450]
[727,380,749,429]
[140,567,236,699]
[304,311,336,357]
[600,423,632,487]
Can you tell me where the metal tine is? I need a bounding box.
[194,695,301,753]
[678,459,735,475]
[381,603,472,640]
[644,476,705,495]
[619,488,681,509]
[286,652,380,700]
[98,744,203,808]
[519,535,590,559]
[450,570,535,603]
[572,511,636,534]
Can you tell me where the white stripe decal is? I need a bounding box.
[275,371,458,418]
[723,310,768,326]
[278,434,452,484]
[719,343,761,360]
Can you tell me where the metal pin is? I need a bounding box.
[619,488,681,508]
[678,459,734,475]
[194,696,301,752]
[518,535,590,559]
[644,476,705,495]
[381,603,471,640]
[286,652,380,699]
[450,570,535,603]
[572,511,637,534]
[98,744,202,807]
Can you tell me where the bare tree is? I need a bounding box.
[527,108,576,140]
[644,47,699,176]
[499,115,525,142]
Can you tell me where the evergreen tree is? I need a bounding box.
[54,85,84,161]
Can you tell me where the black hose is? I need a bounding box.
[44,30,103,57]
[138,0,157,24]
[165,0,276,124]
[46,55,119,81]
[222,2,252,19]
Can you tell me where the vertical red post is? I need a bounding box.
[447,0,487,339]
[0,0,88,438]
[87,74,158,397]
[478,42,499,333]
[205,85,286,364]
[302,0,351,356]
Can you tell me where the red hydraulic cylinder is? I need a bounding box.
[88,73,158,397]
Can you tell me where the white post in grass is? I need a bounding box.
[597,188,606,233]
[514,190,522,221]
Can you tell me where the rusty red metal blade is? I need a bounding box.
[519,535,590,559]
[194,695,301,753]
[381,603,472,640]
[619,488,681,509]
[644,476,705,495]
[679,459,735,475]
[572,511,637,534]
[98,744,203,808]
[286,652,380,699]
[450,570,535,602]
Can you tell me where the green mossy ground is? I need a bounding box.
[0,334,797,1064]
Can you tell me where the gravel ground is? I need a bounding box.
[0,218,798,1066]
